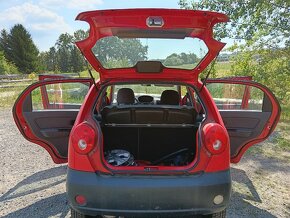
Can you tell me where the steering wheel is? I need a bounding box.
[138,95,154,104]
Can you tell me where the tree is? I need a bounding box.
[39,47,58,72]
[47,47,58,72]
[0,51,19,75]
[93,37,148,68]
[0,30,9,54]
[179,0,289,45]
[179,0,290,103]
[56,33,74,72]
[180,52,189,64]
[231,47,290,104]
[37,51,48,72]
[121,39,148,64]
[56,33,74,50]
[187,53,199,64]
[70,46,84,73]
[71,31,86,72]
[163,52,199,66]
[163,56,183,66]
[0,24,39,74]
[74,30,89,41]
[39,31,87,73]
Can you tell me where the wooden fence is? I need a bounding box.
[0,74,28,80]
[0,73,80,89]
[0,75,32,89]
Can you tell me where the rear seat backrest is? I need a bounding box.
[102,107,132,123]
[102,106,197,124]
[135,109,165,124]
[167,108,196,124]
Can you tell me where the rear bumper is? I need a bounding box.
[67,168,231,217]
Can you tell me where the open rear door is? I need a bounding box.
[206,78,280,163]
[13,78,93,163]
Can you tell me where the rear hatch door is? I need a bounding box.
[75,9,229,81]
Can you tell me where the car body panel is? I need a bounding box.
[12,78,93,163]
[75,9,229,81]
[206,78,281,163]
[13,77,280,167]
[67,78,230,174]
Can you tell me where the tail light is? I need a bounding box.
[71,123,96,154]
[75,195,87,206]
[202,123,228,155]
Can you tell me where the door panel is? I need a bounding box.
[220,111,271,157]
[206,79,280,163]
[13,78,93,164]
[23,110,78,158]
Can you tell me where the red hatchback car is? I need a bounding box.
[13,9,280,218]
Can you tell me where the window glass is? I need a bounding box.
[92,36,208,70]
[207,83,264,111]
[112,84,179,104]
[31,82,90,110]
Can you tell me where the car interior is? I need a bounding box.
[95,83,204,168]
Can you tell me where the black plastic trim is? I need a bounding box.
[67,168,231,217]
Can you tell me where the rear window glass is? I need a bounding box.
[92,37,208,70]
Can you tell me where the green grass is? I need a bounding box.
[0,84,32,109]
[280,104,290,122]
[30,82,89,110]
[275,122,290,151]
[79,70,99,79]
[165,62,232,75]
[166,63,197,70]
[215,61,232,77]
[276,136,290,151]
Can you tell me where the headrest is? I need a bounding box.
[160,90,179,105]
[117,88,135,104]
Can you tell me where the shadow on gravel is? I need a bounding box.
[0,165,66,202]
[229,167,276,218]
[231,167,261,203]
[252,153,289,173]
[2,193,69,218]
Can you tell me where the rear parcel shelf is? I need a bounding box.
[100,105,197,125]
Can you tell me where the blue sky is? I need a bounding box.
[0,0,234,54]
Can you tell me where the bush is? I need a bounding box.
[28,72,37,80]
[0,51,19,75]
[230,47,290,105]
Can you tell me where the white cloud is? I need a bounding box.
[0,1,103,51]
[40,0,103,11]
[0,2,71,33]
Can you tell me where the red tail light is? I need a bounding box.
[71,123,96,155]
[202,123,228,155]
[75,195,87,206]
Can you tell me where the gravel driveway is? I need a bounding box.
[0,109,289,218]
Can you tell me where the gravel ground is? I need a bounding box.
[0,109,289,218]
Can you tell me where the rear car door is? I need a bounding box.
[13,78,93,163]
[206,78,281,163]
